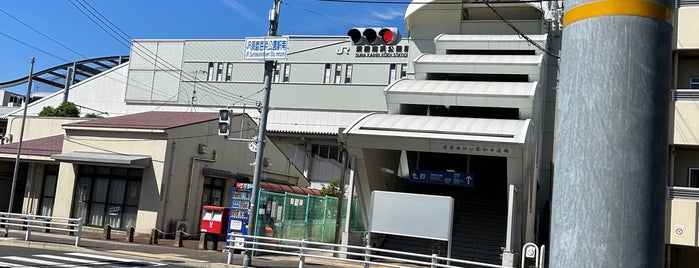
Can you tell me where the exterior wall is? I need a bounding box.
[160,116,307,232]
[676,56,699,89]
[53,131,168,233]
[676,7,699,49]
[673,101,699,145]
[127,38,406,112]
[5,116,87,142]
[672,150,699,186]
[3,64,130,118]
[667,199,698,246]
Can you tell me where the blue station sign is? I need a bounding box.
[244,36,289,60]
[409,169,474,187]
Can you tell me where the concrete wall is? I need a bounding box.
[676,7,699,49]
[673,101,699,145]
[53,131,168,234]
[5,116,86,142]
[667,199,698,246]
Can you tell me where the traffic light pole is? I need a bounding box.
[550,0,673,267]
[8,58,34,215]
[243,0,281,267]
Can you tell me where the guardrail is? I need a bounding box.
[227,234,513,268]
[668,186,699,200]
[672,89,699,100]
[0,212,84,246]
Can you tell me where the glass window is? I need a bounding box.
[207,62,215,81]
[400,63,407,79]
[273,63,281,82]
[324,64,331,84]
[202,177,225,207]
[72,166,143,229]
[334,64,342,84]
[39,165,59,216]
[389,64,397,83]
[689,168,699,187]
[283,64,291,82]
[226,63,233,81]
[216,63,224,81]
[345,64,353,84]
[690,77,699,89]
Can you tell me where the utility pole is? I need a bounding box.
[243,0,281,266]
[8,58,35,214]
[550,0,673,267]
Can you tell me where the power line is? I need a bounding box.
[315,0,545,4]
[283,1,359,26]
[68,0,258,106]
[0,31,71,62]
[0,8,88,59]
[483,0,560,59]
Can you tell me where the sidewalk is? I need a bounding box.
[0,226,331,267]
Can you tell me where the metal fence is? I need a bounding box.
[227,234,514,268]
[0,212,84,246]
[253,191,365,243]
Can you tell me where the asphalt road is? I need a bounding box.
[0,245,184,267]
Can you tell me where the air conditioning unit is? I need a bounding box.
[175,221,190,233]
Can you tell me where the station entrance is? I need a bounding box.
[379,151,508,264]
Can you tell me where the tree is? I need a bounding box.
[319,178,343,198]
[38,102,80,117]
[84,113,103,118]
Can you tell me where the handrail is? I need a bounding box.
[226,234,513,268]
[0,212,84,247]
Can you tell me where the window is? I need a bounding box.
[312,145,341,162]
[39,165,59,216]
[334,64,342,84]
[225,63,233,81]
[207,63,215,81]
[324,64,332,84]
[345,64,353,84]
[690,77,699,89]
[283,63,291,82]
[72,166,143,229]
[202,177,225,207]
[216,63,224,81]
[389,64,397,83]
[400,63,407,79]
[689,168,699,187]
[274,63,281,82]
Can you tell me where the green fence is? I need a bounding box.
[253,190,365,243]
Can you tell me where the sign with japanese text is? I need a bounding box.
[244,36,289,60]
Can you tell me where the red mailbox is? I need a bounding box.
[200,205,230,234]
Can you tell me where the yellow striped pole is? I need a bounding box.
[550,0,673,267]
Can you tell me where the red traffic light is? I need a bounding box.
[347,27,402,45]
[379,27,401,45]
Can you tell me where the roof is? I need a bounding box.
[0,135,64,157]
[344,114,531,156]
[385,80,537,97]
[414,54,543,65]
[260,181,323,196]
[63,111,219,130]
[346,114,529,143]
[51,151,152,168]
[266,110,369,135]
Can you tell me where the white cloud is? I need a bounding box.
[368,7,405,22]
[222,0,261,24]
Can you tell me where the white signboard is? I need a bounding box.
[244,36,289,60]
[370,191,453,241]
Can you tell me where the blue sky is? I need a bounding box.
[0,0,408,94]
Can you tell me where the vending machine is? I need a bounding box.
[226,182,252,250]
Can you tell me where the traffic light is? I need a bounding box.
[347,27,401,45]
[218,109,232,136]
